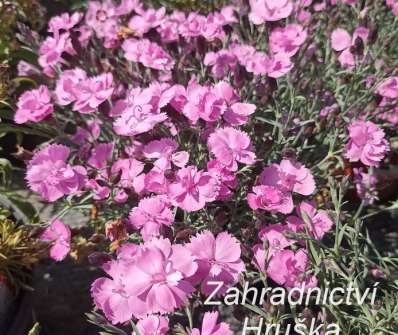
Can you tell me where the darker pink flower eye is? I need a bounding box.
[96,10,108,22]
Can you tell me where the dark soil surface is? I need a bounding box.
[32,259,101,335]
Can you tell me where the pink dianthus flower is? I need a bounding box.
[267,249,317,289]
[122,38,175,71]
[133,315,169,335]
[187,230,245,296]
[249,0,293,24]
[286,201,333,240]
[208,127,256,171]
[41,219,71,261]
[129,196,174,241]
[167,166,219,211]
[345,120,389,167]
[15,85,54,124]
[26,144,87,202]
[130,237,198,314]
[191,311,233,335]
[269,24,307,57]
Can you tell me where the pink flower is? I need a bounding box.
[111,158,145,189]
[248,159,314,214]
[353,26,369,42]
[331,28,352,51]
[114,189,129,203]
[157,11,186,43]
[191,311,233,335]
[378,107,398,126]
[320,104,338,118]
[179,81,225,124]
[143,169,169,194]
[167,166,219,211]
[85,0,120,46]
[109,82,174,117]
[386,0,398,15]
[143,138,188,171]
[266,53,294,78]
[86,179,111,200]
[218,6,238,24]
[115,0,142,16]
[370,268,386,279]
[15,85,54,124]
[204,50,238,79]
[208,127,256,170]
[99,21,120,48]
[26,144,87,202]
[238,47,294,78]
[338,49,355,69]
[113,85,173,136]
[129,196,174,241]
[214,81,256,126]
[249,0,293,24]
[244,51,269,76]
[269,24,307,57]
[122,39,175,71]
[253,224,294,271]
[73,73,114,113]
[247,185,294,214]
[230,43,256,66]
[39,33,75,76]
[48,12,83,34]
[88,142,113,169]
[55,68,87,106]
[377,77,398,99]
[345,120,390,167]
[255,224,294,270]
[128,7,166,36]
[17,61,40,76]
[297,9,311,23]
[179,13,206,38]
[75,25,93,47]
[41,219,71,261]
[353,168,378,205]
[331,27,368,69]
[286,201,333,240]
[179,12,226,42]
[130,237,198,314]
[171,151,190,168]
[72,120,102,144]
[259,159,316,196]
[187,231,245,296]
[267,249,317,289]
[201,15,225,41]
[91,260,147,324]
[133,315,169,335]
[207,159,237,200]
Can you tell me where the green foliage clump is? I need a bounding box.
[0,218,46,292]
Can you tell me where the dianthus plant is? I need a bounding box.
[10,0,398,333]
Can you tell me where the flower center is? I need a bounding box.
[152,273,167,283]
[96,10,108,22]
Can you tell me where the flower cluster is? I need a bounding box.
[250,160,332,289]
[248,159,315,214]
[91,232,244,324]
[331,27,369,69]
[12,0,396,332]
[204,24,307,80]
